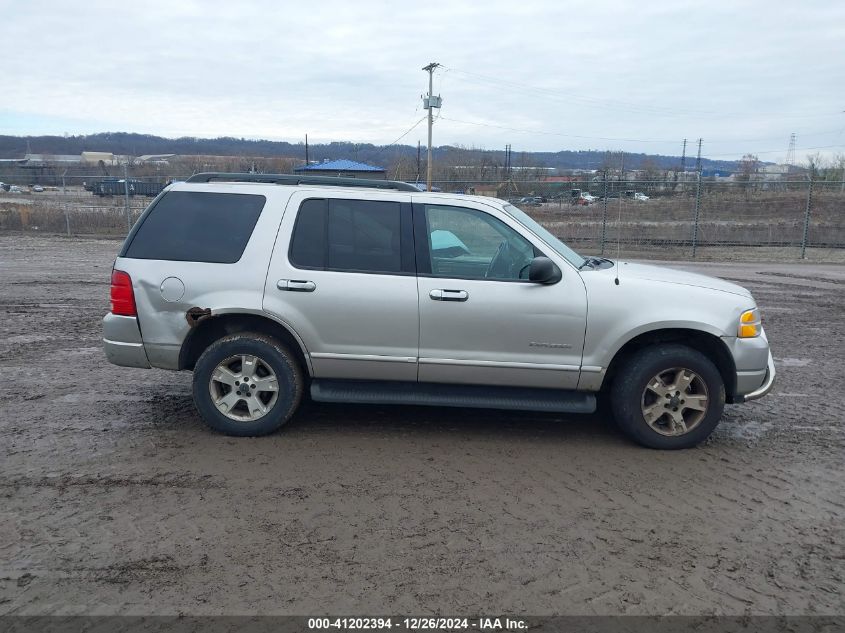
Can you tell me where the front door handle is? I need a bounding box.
[430,289,468,302]
[277,279,316,292]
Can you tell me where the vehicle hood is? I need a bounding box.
[613,261,752,298]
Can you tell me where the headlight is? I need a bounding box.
[738,308,761,338]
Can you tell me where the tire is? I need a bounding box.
[192,333,303,437]
[610,344,725,449]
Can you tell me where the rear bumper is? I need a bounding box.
[736,351,776,402]
[103,313,150,368]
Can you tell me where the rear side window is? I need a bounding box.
[289,199,327,268]
[123,191,266,263]
[289,198,403,274]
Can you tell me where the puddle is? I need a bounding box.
[776,357,812,367]
[3,334,51,344]
[725,420,773,441]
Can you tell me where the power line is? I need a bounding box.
[439,115,845,150]
[385,115,427,147]
[705,143,844,158]
[444,67,702,118]
[442,65,842,121]
[439,115,677,143]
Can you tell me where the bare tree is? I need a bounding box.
[735,154,760,194]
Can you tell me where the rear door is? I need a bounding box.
[413,199,587,389]
[263,190,419,381]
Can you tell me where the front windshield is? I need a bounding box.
[503,203,587,268]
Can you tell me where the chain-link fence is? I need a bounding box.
[432,177,845,261]
[1,178,843,261]
[0,191,147,237]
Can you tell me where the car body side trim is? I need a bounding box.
[419,357,580,372]
[311,379,596,413]
[310,352,417,364]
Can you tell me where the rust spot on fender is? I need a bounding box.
[185,307,211,328]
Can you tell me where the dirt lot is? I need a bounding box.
[0,234,843,616]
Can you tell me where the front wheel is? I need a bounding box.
[610,345,725,449]
[192,333,303,436]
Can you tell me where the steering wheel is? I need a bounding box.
[485,240,511,279]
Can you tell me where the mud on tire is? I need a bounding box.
[192,332,303,436]
[610,344,725,449]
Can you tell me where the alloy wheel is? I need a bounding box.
[208,354,279,422]
[640,367,709,436]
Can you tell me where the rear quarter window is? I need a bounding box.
[122,191,266,263]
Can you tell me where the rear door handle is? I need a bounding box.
[430,289,468,302]
[277,279,316,292]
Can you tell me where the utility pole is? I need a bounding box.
[673,138,687,190]
[123,161,131,232]
[692,139,703,258]
[422,62,441,191]
[694,138,702,174]
[506,144,512,178]
[785,132,796,169]
[305,134,309,166]
[503,144,514,197]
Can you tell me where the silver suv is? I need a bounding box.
[103,173,774,449]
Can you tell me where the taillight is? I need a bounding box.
[110,270,137,316]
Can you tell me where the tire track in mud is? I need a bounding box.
[0,234,843,615]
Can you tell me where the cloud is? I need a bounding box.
[2,0,843,160]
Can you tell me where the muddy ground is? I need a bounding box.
[0,234,842,616]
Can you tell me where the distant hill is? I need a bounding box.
[0,132,741,173]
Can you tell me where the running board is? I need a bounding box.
[310,380,596,414]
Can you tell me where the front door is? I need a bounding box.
[413,201,587,389]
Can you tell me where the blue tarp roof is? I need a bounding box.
[295,159,385,172]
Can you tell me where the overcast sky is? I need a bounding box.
[2,0,843,161]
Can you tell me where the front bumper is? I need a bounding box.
[738,351,776,402]
[103,313,150,368]
[723,329,775,402]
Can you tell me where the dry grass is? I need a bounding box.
[0,188,842,260]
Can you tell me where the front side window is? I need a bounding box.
[422,205,537,280]
[122,191,266,263]
[289,198,403,274]
[503,203,585,268]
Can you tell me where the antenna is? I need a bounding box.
[614,151,625,285]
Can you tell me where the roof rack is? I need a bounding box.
[184,172,419,192]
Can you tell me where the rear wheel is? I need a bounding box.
[192,333,303,436]
[610,345,725,449]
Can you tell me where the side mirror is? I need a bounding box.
[528,256,562,285]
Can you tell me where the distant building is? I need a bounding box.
[136,154,176,165]
[81,151,118,165]
[295,159,386,179]
[23,153,81,165]
[540,175,580,183]
[472,185,500,196]
[762,164,789,175]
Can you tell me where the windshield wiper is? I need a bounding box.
[578,256,615,270]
